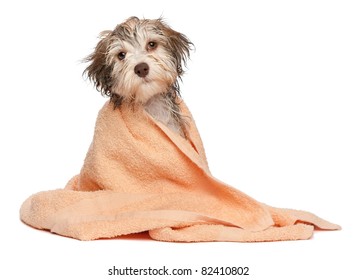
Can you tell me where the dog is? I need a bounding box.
[83,17,193,138]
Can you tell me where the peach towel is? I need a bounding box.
[20,101,340,241]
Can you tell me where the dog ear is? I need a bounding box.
[83,31,114,97]
[163,24,194,76]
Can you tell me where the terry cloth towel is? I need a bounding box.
[20,101,340,241]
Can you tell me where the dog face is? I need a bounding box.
[84,17,192,104]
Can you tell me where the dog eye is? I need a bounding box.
[147,41,157,50]
[118,52,126,60]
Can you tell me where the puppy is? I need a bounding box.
[84,17,193,138]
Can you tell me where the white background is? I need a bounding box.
[1,0,356,279]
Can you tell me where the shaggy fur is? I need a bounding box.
[83,17,193,137]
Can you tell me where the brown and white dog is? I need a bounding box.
[84,17,193,138]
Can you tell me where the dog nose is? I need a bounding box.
[134,62,149,78]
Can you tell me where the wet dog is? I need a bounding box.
[84,17,193,138]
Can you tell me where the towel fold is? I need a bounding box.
[20,100,340,241]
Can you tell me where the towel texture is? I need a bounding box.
[20,101,340,241]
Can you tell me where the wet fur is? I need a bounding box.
[83,17,193,137]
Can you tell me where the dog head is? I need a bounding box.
[84,17,193,106]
